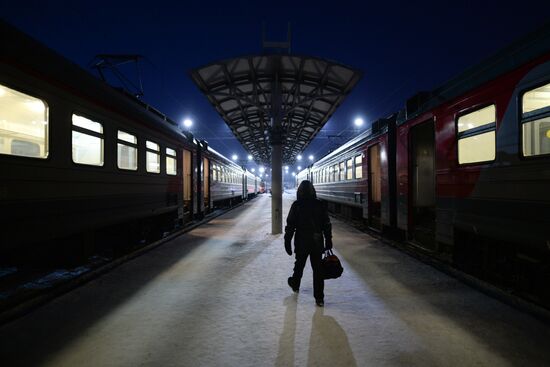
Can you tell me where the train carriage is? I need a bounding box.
[206,146,245,208]
[396,25,550,255]
[295,23,550,306]
[243,169,259,199]
[309,116,397,231]
[0,21,257,264]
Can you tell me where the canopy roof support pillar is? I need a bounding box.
[271,63,283,234]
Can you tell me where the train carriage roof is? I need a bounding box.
[400,21,550,124]
[0,20,194,146]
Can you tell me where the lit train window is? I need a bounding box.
[117,130,137,170]
[339,162,345,181]
[346,158,353,180]
[355,155,363,179]
[72,114,103,166]
[329,166,334,182]
[166,147,177,175]
[332,164,338,182]
[146,140,160,173]
[522,82,550,157]
[0,84,48,158]
[457,105,496,164]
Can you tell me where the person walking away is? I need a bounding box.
[284,180,332,307]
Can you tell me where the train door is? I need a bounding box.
[410,120,436,249]
[195,150,202,218]
[182,149,193,222]
[243,174,247,200]
[203,158,210,213]
[368,144,382,230]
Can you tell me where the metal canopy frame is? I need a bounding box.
[190,55,361,165]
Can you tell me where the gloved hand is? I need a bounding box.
[285,241,292,256]
[325,238,333,250]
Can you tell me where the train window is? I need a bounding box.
[117,130,137,170]
[332,164,338,182]
[346,158,353,179]
[355,155,363,179]
[146,140,160,173]
[522,82,550,157]
[457,104,496,164]
[166,148,177,175]
[339,162,345,181]
[329,166,334,182]
[72,114,103,166]
[0,84,49,158]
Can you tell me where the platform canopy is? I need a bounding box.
[190,55,361,164]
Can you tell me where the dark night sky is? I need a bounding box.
[2,0,549,172]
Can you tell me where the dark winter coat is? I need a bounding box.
[284,198,332,254]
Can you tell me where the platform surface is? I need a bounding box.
[1,191,550,367]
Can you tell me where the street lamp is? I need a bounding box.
[308,154,314,161]
[297,154,302,161]
[354,117,364,127]
[291,172,296,176]
[251,168,255,172]
[297,166,301,170]
[183,118,193,128]
[284,165,289,170]
[247,154,253,161]
[259,166,265,173]
[231,154,238,161]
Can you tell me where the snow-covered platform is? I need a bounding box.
[1,191,550,366]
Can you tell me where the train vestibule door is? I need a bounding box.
[368,144,382,229]
[410,120,436,249]
[203,158,210,213]
[182,149,192,222]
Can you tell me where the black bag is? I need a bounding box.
[321,249,343,279]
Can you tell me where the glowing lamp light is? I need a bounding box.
[308,155,314,161]
[251,168,255,172]
[291,172,296,177]
[259,166,265,173]
[183,118,193,128]
[297,154,302,161]
[232,154,238,161]
[247,155,253,161]
[284,166,289,170]
[297,166,301,170]
[354,117,364,127]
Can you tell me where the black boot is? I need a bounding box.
[315,299,324,307]
[287,277,299,293]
